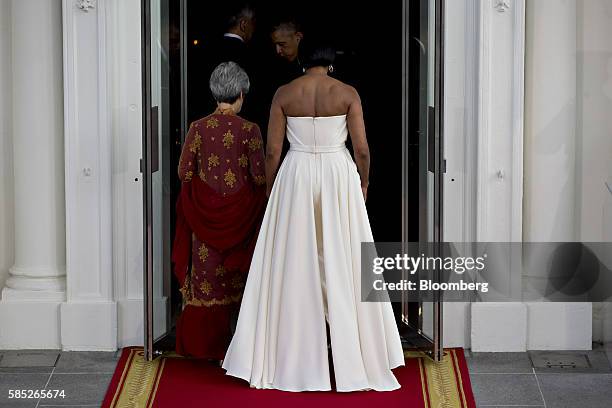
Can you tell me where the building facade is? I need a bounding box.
[0,0,611,351]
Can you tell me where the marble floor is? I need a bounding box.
[466,344,612,408]
[0,344,611,407]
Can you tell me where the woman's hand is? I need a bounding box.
[361,185,368,202]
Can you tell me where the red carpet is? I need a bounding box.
[102,347,476,408]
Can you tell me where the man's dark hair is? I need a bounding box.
[270,15,302,34]
[225,3,255,31]
[300,38,336,69]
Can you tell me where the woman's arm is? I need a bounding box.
[264,88,287,197]
[346,87,370,200]
[178,122,199,182]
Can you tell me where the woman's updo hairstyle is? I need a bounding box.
[300,37,336,70]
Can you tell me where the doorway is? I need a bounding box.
[141,0,445,361]
[185,0,403,241]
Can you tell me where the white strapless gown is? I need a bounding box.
[222,115,404,392]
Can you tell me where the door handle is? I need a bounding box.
[151,106,159,173]
[427,106,446,174]
[428,106,435,173]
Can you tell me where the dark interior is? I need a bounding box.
[160,0,420,350]
[185,0,403,241]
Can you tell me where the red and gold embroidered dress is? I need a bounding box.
[172,109,266,359]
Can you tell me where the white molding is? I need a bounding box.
[62,0,113,302]
[494,0,511,13]
[62,0,77,299]
[472,303,527,351]
[1,287,65,302]
[0,0,13,293]
[0,300,63,349]
[62,2,73,297]
[62,0,115,350]
[472,1,591,351]
[98,0,113,303]
[5,275,66,292]
[476,0,525,242]
[526,303,592,350]
[471,0,528,351]
[76,0,96,12]
[462,0,480,243]
[511,2,525,242]
[61,301,117,350]
[476,1,492,242]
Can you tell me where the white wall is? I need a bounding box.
[60,0,117,351]
[576,0,612,242]
[515,0,607,350]
[524,0,577,243]
[0,0,604,351]
[0,0,14,292]
[470,0,528,352]
[446,0,599,350]
[576,0,612,343]
[0,0,144,350]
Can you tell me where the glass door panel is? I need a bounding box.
[402,0,444,361]
[142,0,173,361]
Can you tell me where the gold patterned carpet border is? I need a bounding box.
[102,347,475,408]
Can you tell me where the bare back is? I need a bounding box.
[276,74,353,117]
[265,72,370,196]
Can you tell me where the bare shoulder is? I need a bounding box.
[272,83,292,103]
[341,83,360,99]
[332,82,360,109]
[326,77,357,98]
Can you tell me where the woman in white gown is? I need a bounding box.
[222,41,405,392]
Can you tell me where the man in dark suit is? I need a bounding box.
[189,4,257,122]
[215,4,256,71]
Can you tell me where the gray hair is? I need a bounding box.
[209,62,250,103]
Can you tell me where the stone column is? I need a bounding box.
[0,0,66,349]
[523,0,591,350]
[524,0,577,241]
